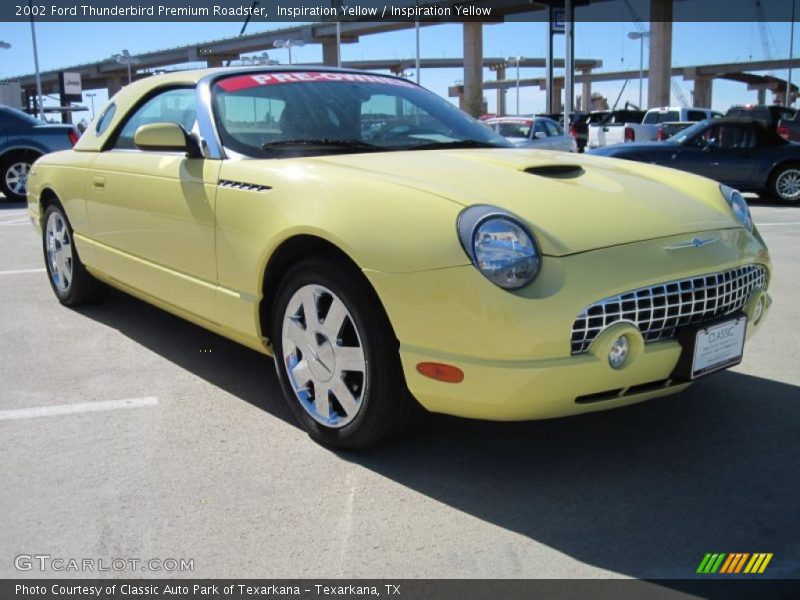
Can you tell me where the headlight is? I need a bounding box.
[720,184,753,232]
[457,205,541,290]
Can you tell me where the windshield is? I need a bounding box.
[668,119,712,144]
[212,71,510,157]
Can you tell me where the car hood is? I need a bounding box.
[308,148,740,256]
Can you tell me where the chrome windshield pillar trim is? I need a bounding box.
[196,76,226,160]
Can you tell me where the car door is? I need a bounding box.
[85,87,221,321]
[677,122,756,185]
[543,119,572,152]
[531,120,551,148]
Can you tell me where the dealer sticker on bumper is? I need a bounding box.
[691,317,747,379]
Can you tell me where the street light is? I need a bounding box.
[113,49,141,84]
[627,31,650,108]
[507,56,522,115]
[273,40,305,65]
[86,93,97,120]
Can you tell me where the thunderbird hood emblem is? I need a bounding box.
[664,237,718,250]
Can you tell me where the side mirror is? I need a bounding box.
[534,131,548,140]
[134,122,203,158]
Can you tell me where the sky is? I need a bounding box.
[0,19,797,121]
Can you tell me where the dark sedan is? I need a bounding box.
[589,117,800,204]
[0,106,79,202]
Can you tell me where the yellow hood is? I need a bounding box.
[311,148,741,256]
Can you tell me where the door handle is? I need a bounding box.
[93,175,106,190]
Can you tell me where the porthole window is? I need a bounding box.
[95,103,117,135]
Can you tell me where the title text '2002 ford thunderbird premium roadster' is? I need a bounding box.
[27,68,772,448]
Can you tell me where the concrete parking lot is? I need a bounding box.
[0,195,798,585]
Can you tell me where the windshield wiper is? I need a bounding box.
[261,138,382,152]
[404,139,508,150]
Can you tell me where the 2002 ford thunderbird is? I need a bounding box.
[27,68,772,448]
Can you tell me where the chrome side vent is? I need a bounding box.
[218,179,271,192]
[524,165,585,179]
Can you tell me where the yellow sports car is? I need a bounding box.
[27,68,771,449]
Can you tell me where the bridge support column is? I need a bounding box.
[495,66,507,115]
[550,81,563,112]
[581,69,592,111]
[322,39,339,67]
[693,76,713,107]
[758,88,767,104]
[206,58,224,68]
[462,22,484,117]
[647,0,672,108]
[107,75,122,97]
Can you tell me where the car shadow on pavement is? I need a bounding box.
[76,289,800,584]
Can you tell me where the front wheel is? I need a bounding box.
[770,164,800,204]
[271,257,413,449]
[43,203,103,306]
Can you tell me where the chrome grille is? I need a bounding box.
[571,264,767,354]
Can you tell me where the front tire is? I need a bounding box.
[271,256,412,449]
[770,163,800,204]
[43,203,103,306]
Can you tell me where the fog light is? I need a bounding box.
[608,335,629,369]
[753,295,765,325]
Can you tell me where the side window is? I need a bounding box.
[361,94,436,140]
[687,110,707,122]
[543,120,561,136]
[113,88,197,150]
[95,103,116,135]
[533,121,547,137]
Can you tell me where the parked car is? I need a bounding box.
[586,109,646,149]
[28,68,771,448]
[777,111,800,142]
[726,104,795,130]
[588,107,719,148]
[0,105,79,201]
[484,116,576,152]
[589,117,800,203]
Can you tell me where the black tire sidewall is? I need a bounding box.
[271,256,406,449]
[42,203,91,305]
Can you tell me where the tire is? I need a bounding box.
[42,203,103,306]
[1,153,37,202]
[770,163,800,204]
[271,256,413,449]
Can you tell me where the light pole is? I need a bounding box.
[507,56,522,115]
[628,31,650,109]
[273,40,305,65]
[27,0,45,120]
[787,0,796,106]
[86,93,96,120]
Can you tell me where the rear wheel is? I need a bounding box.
[1,154,37,202]
[770,163,800,204]
[43,203,103,306]
[271,256,412,449]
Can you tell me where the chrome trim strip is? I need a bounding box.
[570,264,768,354]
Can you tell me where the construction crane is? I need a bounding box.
[754,1,777,77]
[622,0,690,107]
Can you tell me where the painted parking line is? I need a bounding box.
[0,268,45,276]
[0,397,159,421]
[0,218,31,226]
[756,221,800,227]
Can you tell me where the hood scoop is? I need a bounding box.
[524,165,585,179]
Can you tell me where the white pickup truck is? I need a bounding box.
[587,106,722,149]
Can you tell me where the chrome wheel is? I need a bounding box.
[5,161,30,197]
[45,211,73,293]
[776,168,800,201]
[281,284,367,428]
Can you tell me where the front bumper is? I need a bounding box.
[365,228,771,421]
